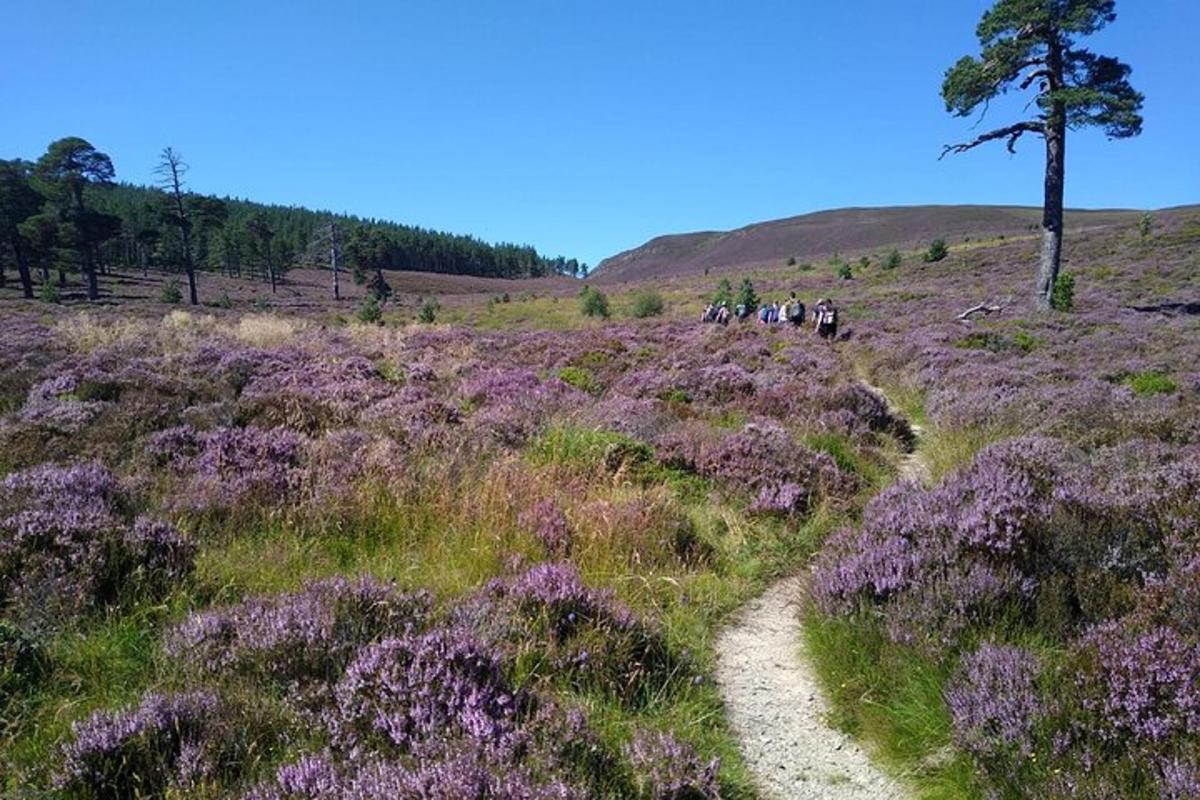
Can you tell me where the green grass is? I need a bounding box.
[803,612,982,799]
[1122,370,1178,396]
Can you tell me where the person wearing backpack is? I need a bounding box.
[787,292,806,328]
[813,298,838,340]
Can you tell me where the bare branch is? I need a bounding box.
[1020,68,1055,91]
[940,121,1044,159]
[957,302,1005,320]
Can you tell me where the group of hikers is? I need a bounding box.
[701,292,839,340]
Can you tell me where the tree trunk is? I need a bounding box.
[266,240,276,294]
[85,263,99,300]
[13,237,34,299]
[1036,43,1067,311]
[331,225,341,301]
[186,265,198,305]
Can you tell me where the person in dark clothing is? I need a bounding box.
[813,298,838,340]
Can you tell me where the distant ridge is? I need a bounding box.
[592,204,1159,281]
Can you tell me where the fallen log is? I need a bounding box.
[957,302,1004,320]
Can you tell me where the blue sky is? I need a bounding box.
[3,1,1196,267]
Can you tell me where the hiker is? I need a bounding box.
[716,302,731,325]
[813,298,838,340]
[702,304,715,323]
[787,292,806,328]
[735,302,748,321]
[758,304,770,325]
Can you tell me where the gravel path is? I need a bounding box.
[714,575,907,800]
[714,382,921,799]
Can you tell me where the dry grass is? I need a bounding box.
[234,314,305,347]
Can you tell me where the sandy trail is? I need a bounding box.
[714,383,922,799]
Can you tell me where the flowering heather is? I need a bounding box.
[458,562,680,701]
[244,752,585,800]
[57,690,242,798]
[520,499,573,557]
[147,425,307,514]
[238,352,395,431]
[624,731,720,800]
[1074,621,1200,746]
[945,643,1043,760]
[0,462,192,624]
[166,577,430,703]
[327,627,525,759]
[1157,756,1200,800]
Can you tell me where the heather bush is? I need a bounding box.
[56,690,273,799]
[520,499,573,557]
[945,644,1043,762]
[624,730,720,800]
[457,562,683,703]
[327,627,527,758]
[166,577,431,706]
[0,462,193,625]
[149,425,307,515]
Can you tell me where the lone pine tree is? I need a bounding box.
[940,0,1143,310]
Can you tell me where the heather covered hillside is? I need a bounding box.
[590,205,1172,282]
[1,205,1197,798]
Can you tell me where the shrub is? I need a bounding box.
[457,562,681,703]
[166,578,430,694]
[1051,271,1075,311]
[629,289,665,319]
[579,287,610,319]
[56,690,270,798]
[734,277,758,311]
[417,298,440,324]
[946,644,1043,761]
[624,730,720,800]
[1139,212,1153,239]
[836,261,854,280]
[883,249,902,270]
[357,295,383,324]
[923,239,949,262]
[160,279,183,304]
[327,628,525,756]
[39,281,61,304]
[711,278,732,307]
[0,462,194,625]
[786,256,797,266]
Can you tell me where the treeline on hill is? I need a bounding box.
[0,137,585,304]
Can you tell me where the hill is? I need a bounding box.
[591,204,1162,281]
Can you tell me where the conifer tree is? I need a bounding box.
[940,1,1142,309]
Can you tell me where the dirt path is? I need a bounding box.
[714,383,923,800]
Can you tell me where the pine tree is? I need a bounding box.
[940,1,1143,309]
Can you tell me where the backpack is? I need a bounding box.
[819,306,837,326]
[789,302,805,321]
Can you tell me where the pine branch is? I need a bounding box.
[940,121,1045,159]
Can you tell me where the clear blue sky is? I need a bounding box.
[3,1,1196,267]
